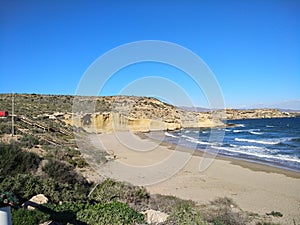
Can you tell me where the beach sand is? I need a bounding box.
[85,132,300,224]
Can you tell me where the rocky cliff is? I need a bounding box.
[224,108,292,120]
[66,96,224,133]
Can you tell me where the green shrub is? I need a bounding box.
[12,208,50,225]
[149,194,191,214]
[19,134,40,148]
[0,142,40,176]
[77,201,144,225]
[205,197,247,225]
[266,211,283,217]
[0,174,89,203]
[42,159,87,186]
[166,201,206,225]
[89,178,149,210]
[0,120,12,134]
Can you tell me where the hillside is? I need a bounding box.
[0,94,224,134]
[0,93,295,134]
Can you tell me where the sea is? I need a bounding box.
[146,117,300,172]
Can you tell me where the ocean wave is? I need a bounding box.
[249,131,263,135]
[182,135,211,145]
[164,132,178,138]
[291,137,300,143]
[266,125,274,128]
[233,129,244,133]
[236,124,245,127]
[234,138,280,145]
[211,146,300,163]
[233,129,263,135]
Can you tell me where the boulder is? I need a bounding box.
[143,209,169,224]
[23,194,48,210]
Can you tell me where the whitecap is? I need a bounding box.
[234,138,280,145]
[250,131,263,135]
[211,146,300,163]
[164,132,178,138]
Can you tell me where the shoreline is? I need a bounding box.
[137,132,300,179]
[89,131,300,224]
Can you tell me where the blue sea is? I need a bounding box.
[147,117,300,172]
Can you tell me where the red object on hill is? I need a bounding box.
[0,111,8,117]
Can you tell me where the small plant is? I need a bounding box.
[167,201,206,225]
[77,201,145,225]
[266,211,283,217]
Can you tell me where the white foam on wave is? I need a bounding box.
[236,124,245,127]
[266,125,274,128]
[212,146,300,163]
[233,129,244,133]
[234,138,280,145]
[233,129,261,134]
[250,131,263,135]
[182,135,210,145]
[164,132,178,138]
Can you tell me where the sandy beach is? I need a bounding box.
[85,131,300,224]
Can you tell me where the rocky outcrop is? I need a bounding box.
[66,96,225,133]
[65,111,223,133]
[225,108,293,120]
[142,209,169,224]
[65,96,293,133]
[23,194,48,210]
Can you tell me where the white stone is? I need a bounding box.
[23,194,48,210]
[143,209,169,224]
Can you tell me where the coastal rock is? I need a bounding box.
[23,194,48,210]
[225,108,292,120]
[65,96,225,132]
[143,209,169,224]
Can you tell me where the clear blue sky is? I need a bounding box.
[1,0,299,109]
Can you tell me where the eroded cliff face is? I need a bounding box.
[64,96,293,133]
[65,96,225,133]
[225,108,292,120]
[65,111,223,133]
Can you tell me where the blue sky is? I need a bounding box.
[0,0,299,109]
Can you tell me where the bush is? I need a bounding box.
[19,134,40,148]
[166,201,206,225]
[204,197,247,225]
[149,194,191,214]
[77,201,144,225]
[0,142,40,177]
[12,208,50,225]
[0,174,89,204]
[42,159,87,186]
[0,120,12,134]
[89,178,149,210]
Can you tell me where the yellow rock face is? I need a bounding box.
[64,112,222,133]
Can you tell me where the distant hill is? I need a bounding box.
[179,106,211,112]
